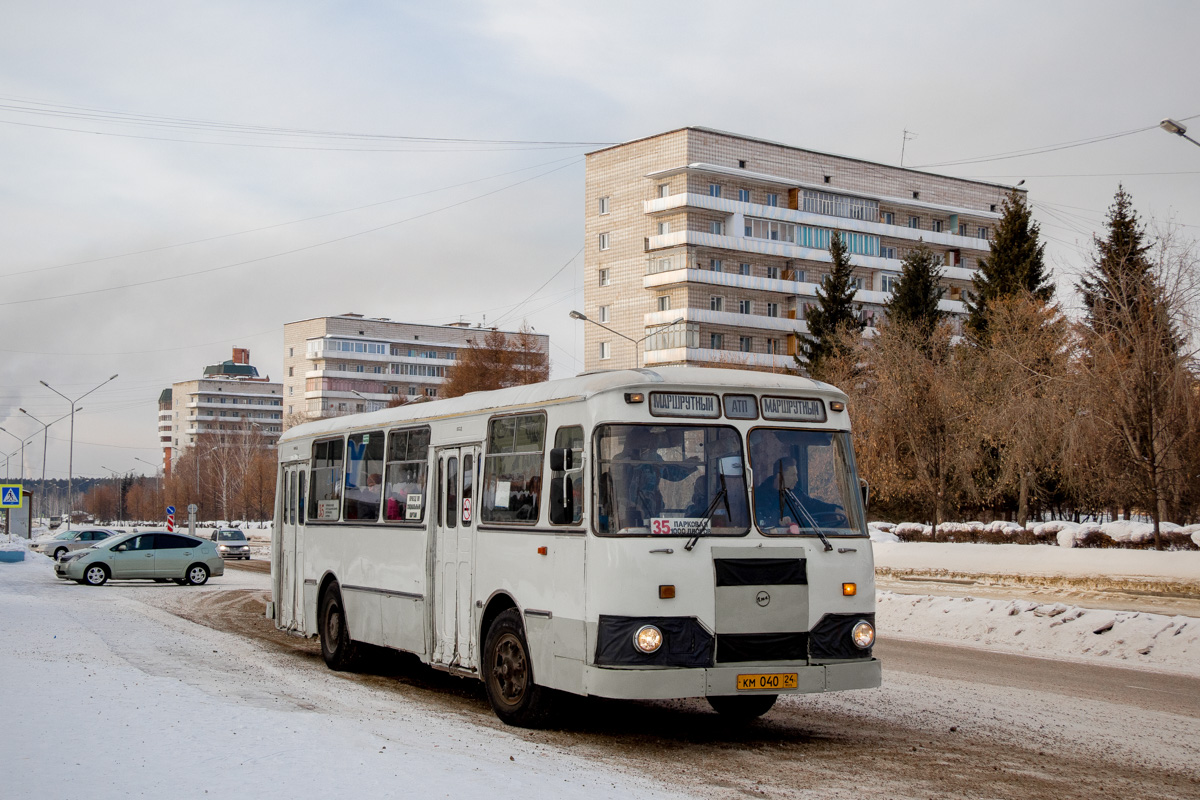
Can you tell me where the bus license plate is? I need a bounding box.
[736,673,797,691]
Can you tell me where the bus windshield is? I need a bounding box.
[594,424,750,536]
[748,429,864,536]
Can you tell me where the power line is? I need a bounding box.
[491,247,583,328]
[0,158,582,308]
[1,154,581,281]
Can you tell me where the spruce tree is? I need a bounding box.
[964,189,1052,341]
[799,231,864,376]
[1078,185,1155,330]
[885,241,945,338]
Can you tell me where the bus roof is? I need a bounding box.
[279,366,844,443]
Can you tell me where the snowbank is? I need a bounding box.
[880,591,1199,677]
[867,522,899,543]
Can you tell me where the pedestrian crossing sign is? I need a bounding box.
[0,485,22,508]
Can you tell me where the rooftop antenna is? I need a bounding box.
[900,129,918,168]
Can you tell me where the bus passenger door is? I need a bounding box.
[431,445,480,668]
[278,462,304,632]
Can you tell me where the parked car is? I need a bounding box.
[32,528,118,560]
[210,529,252,560]
[55,531,225,587]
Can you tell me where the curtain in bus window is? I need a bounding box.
[343,431,385,522]
[593,424,750,535]
[384,427,429,522]
[482,414,546,524]
[308,438,345,522]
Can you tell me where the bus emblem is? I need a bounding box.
[756,591,770,607]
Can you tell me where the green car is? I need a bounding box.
[55,531,225,587]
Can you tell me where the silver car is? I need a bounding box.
[210,529,252,560]
[32,528,118,560]
[56,531,225,587]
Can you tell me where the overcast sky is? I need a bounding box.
[1,0,1197,484]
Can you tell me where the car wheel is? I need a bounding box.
[706,694,777,721]
[83,564,109,587]
[483,608,555,727]
[319,585,358,671]
[53,548,68,560]
[185,564,210,586]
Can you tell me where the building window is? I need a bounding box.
[959,223,968,236]
[709,183,721,198]
[978,227,989,240]
[908,216,920,229]
[738,188,750,202]
[710,296,723,312]
[288,366,294,377]
[658,183,670,198]
[795,269,806,283]
[766,302,779,318]
[881,273,901,293]
[881,211,895,225]
[599,341,611,360]
[709,258,722,271]
[710,333,724,349]
[657,295,670,312]
[738,159,746,168]
[425,388,437,397]
[990,204,997,212]
[738,299,751,314]
[931,220,944,233]
[739,262,750,276]
[912,191,920,200]
[408,386,417,396]
[766,193,778,207]
[766,338,780,355]
[598,305,610,323]
[766,266,780,280]
[598,196,610,215]
[657,221,670,235]
[880,245,897,260]
[288,386,294,396]
[599,268,611,286]
[709,220,724,235]
[598,232,610,251]
[288,347,294,357]
[739,336,753,352]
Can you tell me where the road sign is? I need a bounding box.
[166,505,176,515]
[167,514,175,533]
[187,504,197,513]
[1,485,22,508]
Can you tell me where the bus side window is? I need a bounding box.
[461,455,473,526]
[308,438,345,522]
[482,413,547,525]
[298,472,306,525]
[446,457,458,529]
[550,425,584,525]
[288,471,296,525]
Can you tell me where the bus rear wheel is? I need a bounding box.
[707,694,777,721]
[319,584,358,671]
[483,608,554,727]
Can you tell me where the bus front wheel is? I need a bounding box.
[707,693,777,721]
[483,608,554,727]
[319,585,358,671]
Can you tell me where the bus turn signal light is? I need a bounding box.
[842,582,857,596]
[625,392,644,404]
[659,585,675,599]
[537,546,548,556]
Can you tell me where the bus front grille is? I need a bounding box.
[715,632,809,663]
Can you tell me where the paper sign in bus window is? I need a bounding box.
[494,480,511,509]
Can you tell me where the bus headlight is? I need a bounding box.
[851,620,875,649]
[633,625,663,653]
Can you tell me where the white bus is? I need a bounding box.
[272,367,879,726]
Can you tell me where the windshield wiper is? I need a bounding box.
[685,474,731,551]
[779,482,833,552]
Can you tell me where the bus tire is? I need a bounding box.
[706,694,777,721]
[319,584,358,671]
[483,608,554,728]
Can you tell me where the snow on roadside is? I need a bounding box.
[879,590,1199,677]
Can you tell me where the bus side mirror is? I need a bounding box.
[549,477,574,525]
[860,478,870,512]
[549,448,573,472]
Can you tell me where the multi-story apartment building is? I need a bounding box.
[582,127,1018,371]
[282,314,549,425]
[158,348,283,476]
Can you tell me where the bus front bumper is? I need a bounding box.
[581,658,881,700]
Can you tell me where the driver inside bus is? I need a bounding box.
[754,456,847,531]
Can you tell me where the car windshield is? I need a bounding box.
[54,530,78,540]
[216,531,246,541]
[92,533,136,551]
[747,429,865,536]
[594,424,750,536]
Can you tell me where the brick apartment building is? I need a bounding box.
[581,127,1019,371]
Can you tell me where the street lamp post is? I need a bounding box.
[569,310,686,369]
[19,408,72,521]
[41,374,118,530]
[1160,118,1200,149]
[0,427,34,481]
